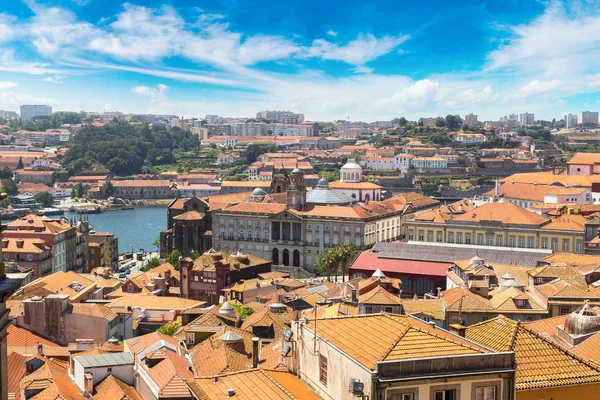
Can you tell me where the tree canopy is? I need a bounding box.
[166,250,182,270]
[157,321,181,336]
[62,123,199,175]
[2,179,18,196]
[34,192,54,207]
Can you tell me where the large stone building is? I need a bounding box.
[212,166,438,270]
[160,197,212,258]
[406,202,587,254]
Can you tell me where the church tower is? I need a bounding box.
[287,168,306,211]
[272,164,289,194]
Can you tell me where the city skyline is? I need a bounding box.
[0,0,599,121]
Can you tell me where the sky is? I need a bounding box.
[0,0,600,121]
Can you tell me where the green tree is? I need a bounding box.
[166,249,182,270]
[231,303,255,320]
[334,242,360,282]
[152,238,161,252]
[33,192,54,207]
[445,114,463,131]
[1,179,18,196]
[398,117,407,126]
[145,257,161,270]
[157,321,181,336]
[434,117,447,127]
[16,157,24,169]
[0,167,12,180]
[73,182,84,198]
[101,180,115,198]
[315,247,339,281]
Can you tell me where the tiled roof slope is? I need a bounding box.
[189,369,319,400]
[304,313,486,370]
[465,315,600,390]
[94,376,142,400]
[7,352,26,400]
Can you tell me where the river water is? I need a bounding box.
[65,207,167,255]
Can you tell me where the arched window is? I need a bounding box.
[272,248,279,265]
[293,250,300,267]
[365,194,370,202]
[282,249,290,266]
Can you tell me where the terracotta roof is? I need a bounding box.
[7,352,26,400]
[189,326,255,376]
[7,325,62,348]
[94,375,142,400]
[440,286,494,312]
[541,214,586,232]
[528,265,588,288]
[21,271,96,302]
[568,152,600,165]
[501,171,600,188]
[488,287,547,314]
[240,309,291,341]
[536,279,597,299]
[451,202,548,225]
[401,299,445,320]
[359,285,401,305]
[125,332,181,359]
[112,180,172,187]
[141,352,193,398]
[466,316,600,390]
[189,369,319,400]
[328,180,382,190]
[71,303,118,321]
[350,251,451,277]
[304,313,486,370]
[192,250,270,272]
[20,358,84,399]
[109,293,204,311]
[490,181,588,202]
[173,210,205,220]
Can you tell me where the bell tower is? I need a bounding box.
[272,164,289,194]
[287,168,306,211]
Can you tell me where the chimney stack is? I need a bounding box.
[252,337,259,368]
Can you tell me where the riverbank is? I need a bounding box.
[57,198,173,210]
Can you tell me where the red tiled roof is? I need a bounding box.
[350,251,451,277]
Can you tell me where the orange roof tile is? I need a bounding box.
[7,352,26,400]
[93,375,142,400]
[359,285,401,305]
[7,325,62,348]
[452,202,548,225]
[304,313,485,370]
[466,316,600,390]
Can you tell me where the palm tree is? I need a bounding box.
[335,243,359,282]
[316,249,337,281]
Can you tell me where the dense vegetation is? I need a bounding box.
[62,123,199,175]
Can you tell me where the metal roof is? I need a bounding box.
[373,241,551,268]
[75,352,134,368]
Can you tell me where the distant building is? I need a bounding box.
[418,117,436,126]
[519,112,535,126]
[20,105,52,120]
[231,122,268,136]
[256,110,304,123]
[456,133,486,144]
[578,111,599,128]
[464,113,478,124]
[564,113,578,128]
[0,110,18,119]
[89,232,119,270]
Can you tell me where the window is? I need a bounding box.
[437,233,443,242]
[477,234,484,245]
[107,367,112,373]
[319,355,327,385]
[509,237,516,247]
[518,237,525,248]
[418,230,424,241]
[384,306,393,313]
[577,241,584,253]
[456,233,462,244]
[434,389,457,400]
[541,239,548,249]
[475,386,496,400]
[408,231,415,240]
[496,236,502,247]
[465,233,471,244]
[481,316,490,322]
[448,232,454,243]
[551,239,558,250]
[563,239,570,251]
[365,306,373,314]
[486,236,493,246]
[559,307,570,315]
[427,232,433,242]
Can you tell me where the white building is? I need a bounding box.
[519,112,535,126]
[394,154,413,170]
[362,156,396,171]
[72,352,134,392]
[270,123,318,136]
[231,122,269,136]
[20,105,52,120]
[564,113,578,129]
[578,111,599,128]
[456,133,486,144]
[411,156,448,170]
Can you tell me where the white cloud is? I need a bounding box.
[42,75,66,84]
[0,49,64,75]
[326,30,338,37]
[131,83,169,100]
[515,79,562,98]
[306,33,410,66]
[0,82,17,89]
[0,14,17,43]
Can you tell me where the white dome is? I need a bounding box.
[341,158,361,170]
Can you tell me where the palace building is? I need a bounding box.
[212,165,438,270]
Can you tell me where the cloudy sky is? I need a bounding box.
[0,0,599,121]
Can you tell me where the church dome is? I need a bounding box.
[252,187,266,197]
[341,158,361,170]
[564,304,600,336]
[317,177,329,188]
[291,168,303,174]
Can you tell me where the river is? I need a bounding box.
[65,207,167,255]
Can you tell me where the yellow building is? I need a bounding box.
[406,202,586,253]
[466,315,600,399]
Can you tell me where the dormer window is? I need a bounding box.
[514,299,528,308]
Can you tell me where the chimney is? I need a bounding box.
[437,287,442,298]
[37,343,43,356]
[84,373,94,394]
[449,323,467,338]
[252,337,259,368]
[227,388,236,397]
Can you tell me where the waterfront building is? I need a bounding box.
[89,231,119,270]
[111,180,177,200]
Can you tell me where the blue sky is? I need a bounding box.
[0,0,599,121]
